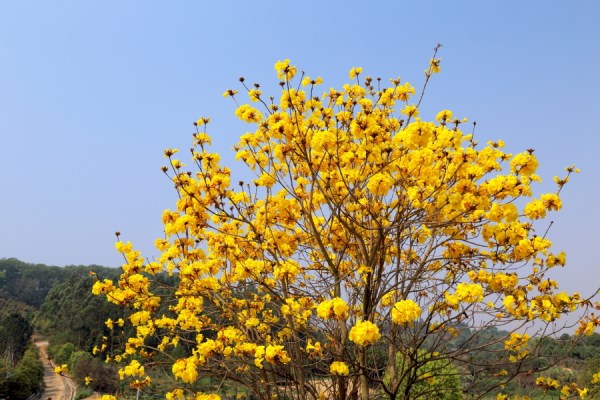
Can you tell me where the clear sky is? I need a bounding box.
[0,1,598,298]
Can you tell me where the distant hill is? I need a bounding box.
[0,258,117,308]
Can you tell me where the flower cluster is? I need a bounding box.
[535,376,560,390]
[349,320,381,346]
[316,297,349,320]
[254,345,291,368]
[504,333,530,362]
[445,283,484,309]
[330,361,350,376]
[391,299,422,324]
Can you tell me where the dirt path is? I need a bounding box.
[35,340,75,400]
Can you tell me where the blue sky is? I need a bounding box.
[0,1,598,298]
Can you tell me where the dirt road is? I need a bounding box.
[35,340,75,400]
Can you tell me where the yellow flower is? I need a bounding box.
[194,132,212,145]
[391,299,422,324]
[541,193,562,211]
[163,148,179,157]
[381,291,396,307]
[401,104,419,117]
[119,359,145,379]
[248,89,262,102]
[84,376,94,385]
[195,394,222,400]
[254,172,276,187]
[91,279,115,295]
[172,357,199,383]
[504,333,530,361]
[536,376,560,391]
[195,117,210,126]
[302,76,323,86]
[446,283,484,309]
[310,130,336,152]
[235,104,263,123]
[349,320,381,346]
[222,89,238,97]
[306,340,322,355]
[254,346,265,369]
[524,199,546,220]
[198,339,223,358]
[455,282,484,303]
[435,109,453,123]
[264,345,291,364]
[244,317,260,328]
[330,361,350,375]
[429,57,441,73]
[349,67,363,79]
[115,240,133,253]
[510,152,539,176]
[366,172,394,196]
[395,82,415,101]
[273,260,300,283]
[317,297,349,320]
[54,364,68,374]
[274,59,297,80]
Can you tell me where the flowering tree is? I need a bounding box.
[93,49,598,400]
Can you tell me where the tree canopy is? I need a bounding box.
[93,53,598,400]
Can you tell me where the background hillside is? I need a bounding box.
[0,258,124,398]
[1,258,600,399]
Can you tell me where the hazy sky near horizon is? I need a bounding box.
[0,1,598,298]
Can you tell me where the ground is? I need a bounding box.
[35,339,75,400]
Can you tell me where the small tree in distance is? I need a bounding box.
[93,46,599,400]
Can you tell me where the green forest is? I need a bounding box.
[1,257,600,399]
[0,258,124,399]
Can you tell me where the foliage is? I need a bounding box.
[0,258,64,307]
[0,344,44,399]
[579,355,600,398]
[70,350,120,393]
[93,53,597,400]
[76,387,95,400]
[37,268,127,350]
[0,297,36,320]
[383,350,463,400]
[0,259,128,397]
[52,342,76,365]
[0,258,114,308]
[0,313,33,366]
